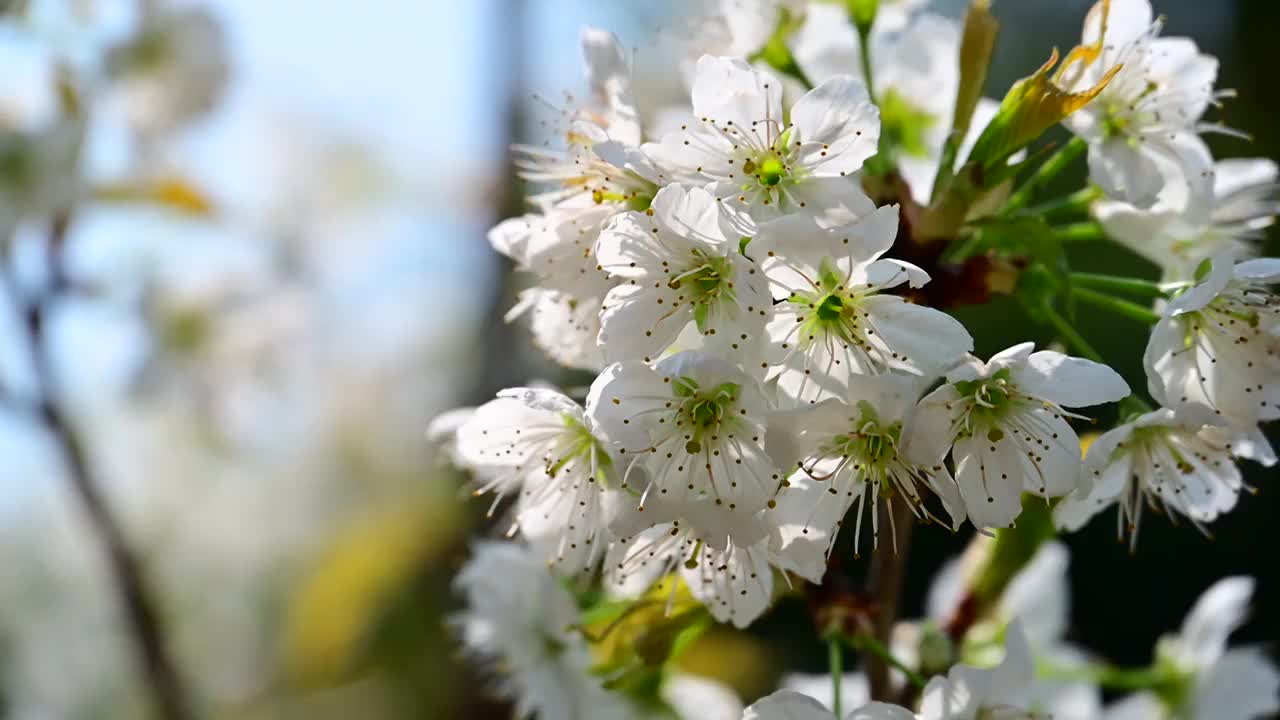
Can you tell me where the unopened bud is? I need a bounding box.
[918,623,955,675]
[846,0,879,36]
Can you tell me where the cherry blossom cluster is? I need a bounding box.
[432,0,1280,718]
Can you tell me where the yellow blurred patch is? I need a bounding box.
[1079,431,1100,457]
[676,627,776,701]
[94,177,216,216]
[580,576,710,675]
[280,504,460,686]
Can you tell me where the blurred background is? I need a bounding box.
[0,1,1274,718]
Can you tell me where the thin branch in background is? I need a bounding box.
[4,215,195,720]
[862,499,916,702]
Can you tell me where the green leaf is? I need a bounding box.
[966,49,1119,175]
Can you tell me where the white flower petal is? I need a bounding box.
[790,75,881,177]
[743,689,835,720]
[1176,576,1254,669]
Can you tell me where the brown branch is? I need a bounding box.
[9,215,195,720]
[863,499,916,702]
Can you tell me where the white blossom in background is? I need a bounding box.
[1061,0,1221,210]
[454,388,619,573]
[782,672,871,713]
[684,0,800,64]
[744,624,1045,719]
[0,31,82,235]
[1054,408,1276,545]
[909,343,1130,530]
[921,540,1102,719]
[1144,257,1280,427]
[793,6,964,204]
[663,673,745,720]
[105,5,229,135]
[765,374,965,582]
[752,210,972,406]
[909,622,1044,720]
[587,351,780,530]
[454,541,638,720]
[595,184,768,363]
[1094,158,1280,281]
[646,55,880,224]
[1103,577,1280,720]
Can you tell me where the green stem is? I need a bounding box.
[930,131,962,203]
[1041,304,1105,363]
[853,634,928,691]
[1026,186,1102,222]
[829,635,844,718]
[1052,222,1107,243]
[1071,287,1163,325]
[857,28,877,105]
[1038,660,1174,692]
[1002,136,1088,215]
[1070,272,1168,300]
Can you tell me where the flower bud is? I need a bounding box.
[846,0,879,36]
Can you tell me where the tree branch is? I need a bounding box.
[9,215,195,720]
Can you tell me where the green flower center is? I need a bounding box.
[673,378,741,450]
[160,306,213,356]
[953,368,1020,429]
[789,259,873,348]
[743,153,789,188]
[815,292,845,322]
[669,251,736,333]
[828,401,904,473]
[546,414,613,484]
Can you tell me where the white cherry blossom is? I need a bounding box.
[741,689,913,719]
[1055,408,1276,546]
[664,673,745,720]
[586,351,781,528]
[454,541,639,720]
[909,344,1129,530]
[1061,0,1222,210]
[1144,257,1280,427]
[507,288,606,371]
[105,5,229,134]
[793,7,963,204]
[454,388,620,573]
[516,27,657,213]
[605,497,775,628]
[782,673,871,714]
[922,540,1101,719]
[765,374,965,582]
[753,209,973,406]
[595,184,769,363]
[912,622,1045,720]
[1094,158,1279,281]
[488,204,616,300]
[646,55,880,224]
[497,29,661,301]
[746,625,1046,720]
